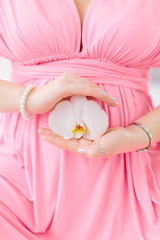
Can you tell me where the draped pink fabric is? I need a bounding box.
[0,0,160,239]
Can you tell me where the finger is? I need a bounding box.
[38,128,53,135]
[79,144,104,159]
[59,73,118,107]
[66,84,118,107]
[69,74,96,86]
[103,127,115,134]
[61,73,118,107]
[78,138,92,146]
[74,76,118,106]
[38,128,83,154]
[79,137,115,159]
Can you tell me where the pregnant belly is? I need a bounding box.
[0,57,154,170]
[1,58,155,155]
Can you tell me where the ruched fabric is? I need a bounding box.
[0,1,160,239]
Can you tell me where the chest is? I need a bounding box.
[0,0,160,67]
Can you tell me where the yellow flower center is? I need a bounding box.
[72,121,86,139]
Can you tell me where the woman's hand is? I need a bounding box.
[38,124,150,159]
[26,72,118,114]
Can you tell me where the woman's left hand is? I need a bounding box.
[38,125,147,159]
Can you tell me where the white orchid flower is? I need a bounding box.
[48,95,109,140]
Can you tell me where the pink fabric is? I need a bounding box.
[0,0,160,239]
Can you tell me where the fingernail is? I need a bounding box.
[78,148,86,154]
[99,91,106,95]
[109,96,117,101]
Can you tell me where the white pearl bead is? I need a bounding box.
[20,85,35,120]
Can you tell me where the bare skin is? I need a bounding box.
[74,0,92,26]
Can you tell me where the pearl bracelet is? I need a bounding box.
[131,122,153,152]
[20,85,35,120]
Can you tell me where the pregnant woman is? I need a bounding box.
[0,0,160,239]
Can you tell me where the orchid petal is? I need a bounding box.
[48,100,76,140]
[70,95,87,120]
[81,100,108,140]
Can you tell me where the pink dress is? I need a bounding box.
[0,0,160,239]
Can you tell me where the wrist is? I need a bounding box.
[24,86,38,114]
[17,86,26,111]
[125,124,151,152]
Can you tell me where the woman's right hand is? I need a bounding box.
[26,72,118,114]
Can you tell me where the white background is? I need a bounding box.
[0,57,160,107]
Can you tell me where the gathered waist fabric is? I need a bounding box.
[11,58,150,92]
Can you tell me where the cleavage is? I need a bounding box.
[74,0,92,51]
